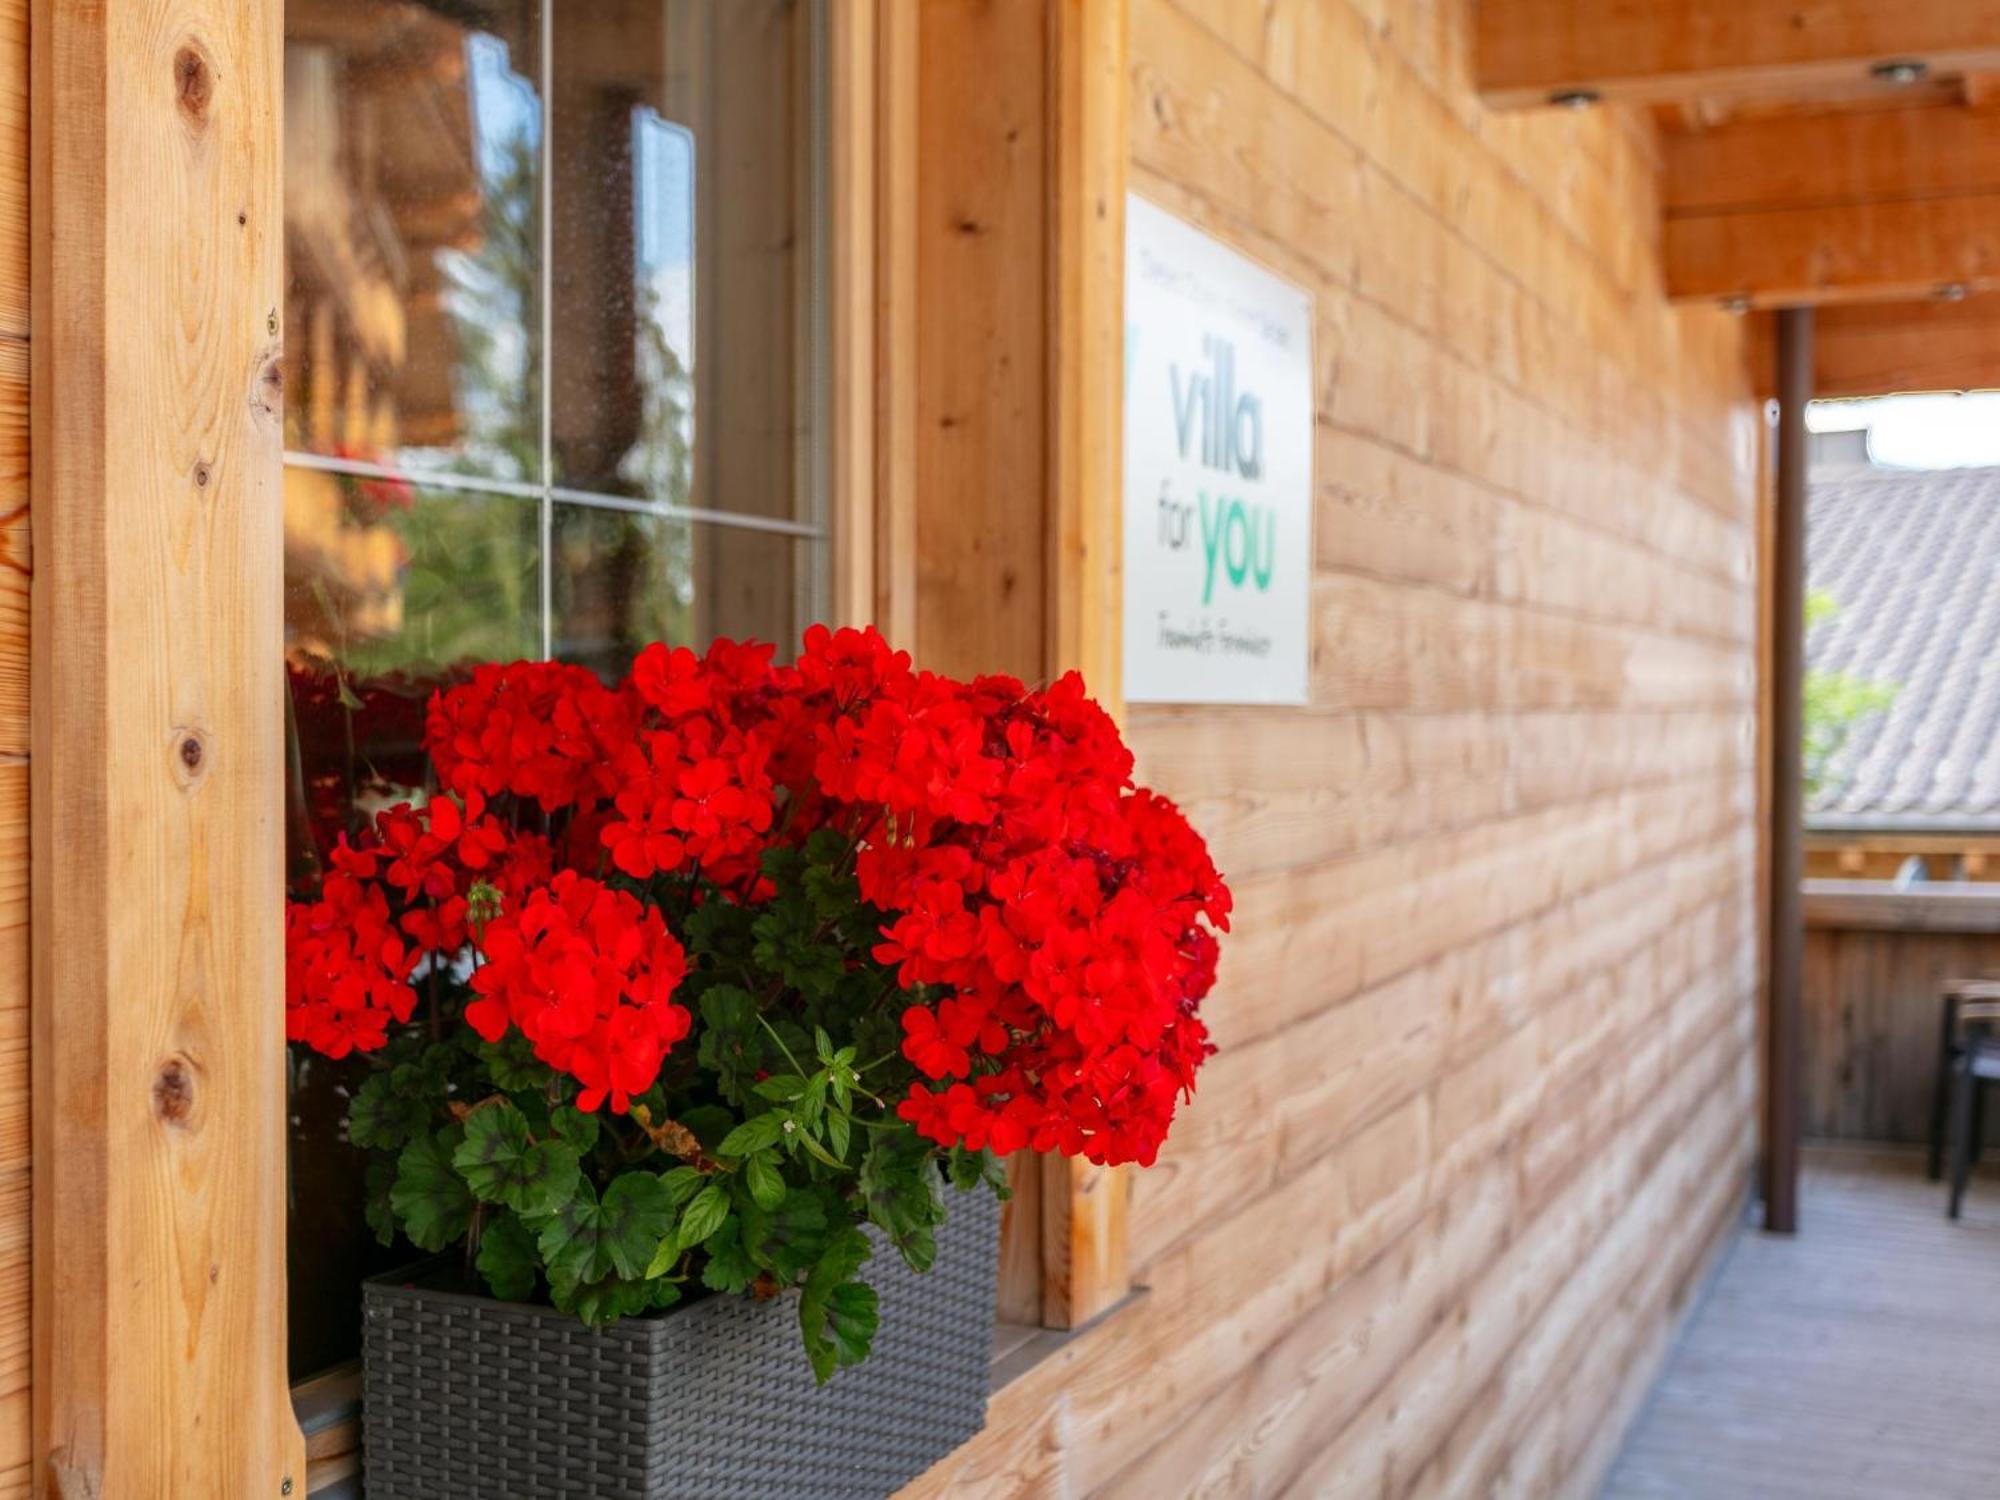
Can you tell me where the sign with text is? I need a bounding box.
[1123,195,1313,704]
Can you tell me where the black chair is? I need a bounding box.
[1928,978,2000,1182]
[1946,999,2000,1219]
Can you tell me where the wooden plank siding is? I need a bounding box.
[900,1,1761,1495]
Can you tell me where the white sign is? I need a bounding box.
[1123,195,1313,705]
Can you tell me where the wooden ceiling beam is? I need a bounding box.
[1665,102,2000,305]
[1478,0,2000,109]
[1815,295,2000,396]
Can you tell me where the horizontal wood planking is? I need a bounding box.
[1476,0,2000,109]
[1133,703,1747,880]
[902,0,1760,1495]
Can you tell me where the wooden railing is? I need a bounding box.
[1803,879,2000,1142]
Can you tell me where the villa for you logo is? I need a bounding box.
[1124,195,1312,705]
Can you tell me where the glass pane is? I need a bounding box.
[552,504,808,678]
[283,472,540,1377]
[548,1,824,524]
[285,0,543,485]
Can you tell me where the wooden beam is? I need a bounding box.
[1667,102,2000,215]
[1812,294,2000,395]
[1803,879,2000,933]
[31,0,305,1492]
[1747,295,2000,397]
[1479,0,2000,109]
[1665,102,2000,305]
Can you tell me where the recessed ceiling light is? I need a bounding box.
[1870,59,1930,86]
[1547,88,1601,109]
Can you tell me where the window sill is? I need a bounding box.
[989,1285,1148,1392]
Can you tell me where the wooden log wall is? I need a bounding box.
[902,1,1762,1495]
[0,0,23,1489]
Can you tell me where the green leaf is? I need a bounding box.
[563,1273,681,1329]
[801,1073,829,1129]
[799,1227,879,1384]
[947,1144,1010,1197]
[826,1110,852,1164]
[538,1173,677,1293]
[744,1153,787,1211]
[480,1033,549,1092]
[739,1183,833,1283]
[475,1212,539,1302]
[695,985,767,1102]
[859,1130,947,1273]
[678,1183,731,1248]
[717,1111,788,1158]
[753,1074,809,1102]
[598,1174,677,1278]
[548,1105,601,1156]
[660,1165,706,1209]
[391,1128,474,1252]
[348,1070,432,1151]
[364,1156,399,1247]
[700,1218,758,1293]
[453,1101,582,1217]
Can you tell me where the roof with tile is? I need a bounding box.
[1807,460,2000,828]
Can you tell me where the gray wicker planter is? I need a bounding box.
[362,1189,1000,1500]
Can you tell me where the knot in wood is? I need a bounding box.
[171,725,211,788]
[174,43,214,126]
[152,1054,198,1128]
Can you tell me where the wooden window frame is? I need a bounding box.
[30,0,1129,1489]
[870,0,1132,1333]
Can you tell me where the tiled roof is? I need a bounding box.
[1807,462,2000,826]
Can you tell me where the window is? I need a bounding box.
[281,0,832,1377]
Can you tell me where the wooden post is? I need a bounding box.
[1040,0,1130,1331]
[897,0,1132,1330]
[30,0,304,1492]
[1765,306,1812,1236]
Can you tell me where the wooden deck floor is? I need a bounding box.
[1603,1144,2000,1499]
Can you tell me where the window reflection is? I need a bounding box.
[550,1,823,524]
[552,505,803,681]
[285,1,543,483]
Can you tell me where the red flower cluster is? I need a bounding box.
[466,872,691,1113]
[284,627,1229,1164]
[836,659,1230,1168]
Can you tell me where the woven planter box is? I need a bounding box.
[362,1189,1000,1500]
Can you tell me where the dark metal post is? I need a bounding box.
[1766,306,1812,1235]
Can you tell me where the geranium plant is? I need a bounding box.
[285,626,1229,1380]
